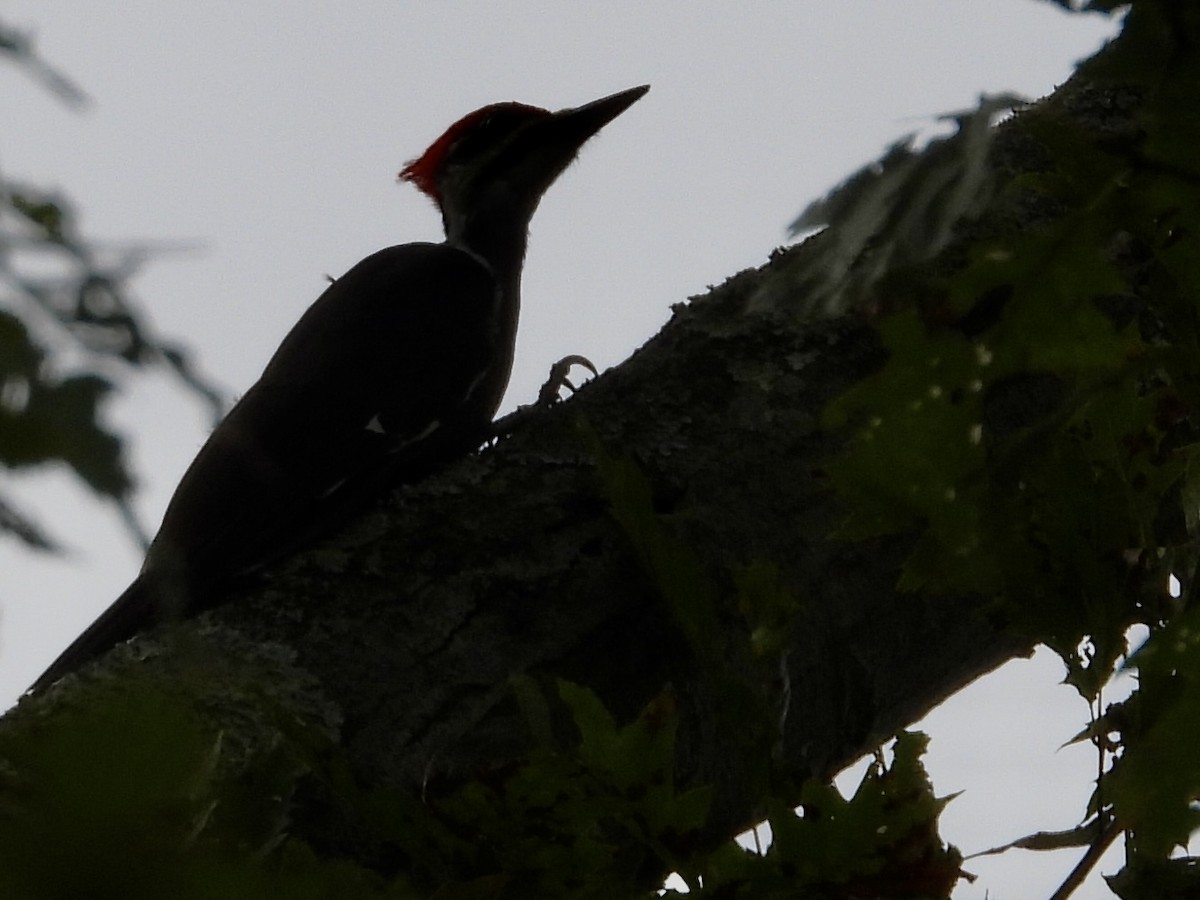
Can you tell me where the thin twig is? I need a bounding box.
[1048,818,1122,900]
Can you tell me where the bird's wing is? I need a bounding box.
[152,241,504,592]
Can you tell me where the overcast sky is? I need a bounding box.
[1,3,1127,896]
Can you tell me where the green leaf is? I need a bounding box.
[693,732,962,898]
[0,686,227,897]
[788,94,1024,317]
[10,191,69,243]
[735,559,803,658]
[587,432,721,658]
[1108,608,1200,856]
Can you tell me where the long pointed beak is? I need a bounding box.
[551,85,650,140]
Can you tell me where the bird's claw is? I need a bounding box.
[491,354,598,439]
[535,354,598,406]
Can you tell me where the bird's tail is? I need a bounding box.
[28,573,155,695]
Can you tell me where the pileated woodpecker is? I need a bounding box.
[31,84,649,693]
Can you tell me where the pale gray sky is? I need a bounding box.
[1,3,1123,896]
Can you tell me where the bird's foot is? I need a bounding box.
[535,354,598,406]
[492,354,598,438]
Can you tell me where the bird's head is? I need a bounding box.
[399,85,648,244]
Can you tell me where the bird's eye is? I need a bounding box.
[447,110,508,162]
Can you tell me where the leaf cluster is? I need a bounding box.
[0,20,223,551]
[687,733,962,900]
[812,2,1200,890]
[0,672,961,900]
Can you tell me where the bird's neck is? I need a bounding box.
[442,198,531,417]
[441,187,538,293]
